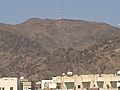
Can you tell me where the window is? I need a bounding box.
[10,87,13,90]
[118,87,120,90]
[2,87,4,90]
[82,82,90,88]
[65,82,74,89]
[78,85,81,88]
[106,84,109,89]
[56,83,61,89]
[110,81,117,88]
[97,81,104,88]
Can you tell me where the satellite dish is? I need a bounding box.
[62,73,65,76]
[117,71,120,75]
[67,71,73,75]
[20,76,24,79]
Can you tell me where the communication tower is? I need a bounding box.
[60,0,64,20]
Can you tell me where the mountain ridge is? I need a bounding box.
[0,18,120,80]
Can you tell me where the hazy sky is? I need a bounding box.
[0,0,120,26]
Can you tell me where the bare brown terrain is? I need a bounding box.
[0,18,120,80]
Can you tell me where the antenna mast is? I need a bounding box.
[60,0,64,20]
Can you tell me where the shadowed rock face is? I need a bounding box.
[0,18,120,80]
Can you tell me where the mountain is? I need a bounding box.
[0,18,120,80]
[16,18,120,52]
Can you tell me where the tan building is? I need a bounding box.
[19,77,35,90]
[53,73,119,90]
[0,77,18,90]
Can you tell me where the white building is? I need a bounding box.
[20,78,33,90]
[0,77,18,90]
[116,71,120,89]
[41,79,57,89]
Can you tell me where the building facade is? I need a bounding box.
[19,78,35,90]
[41,80,57,89]
[0,77,18,90]
[53,74,119,90]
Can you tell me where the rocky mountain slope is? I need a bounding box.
[0,18,120,80]
[16,18,120,52]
